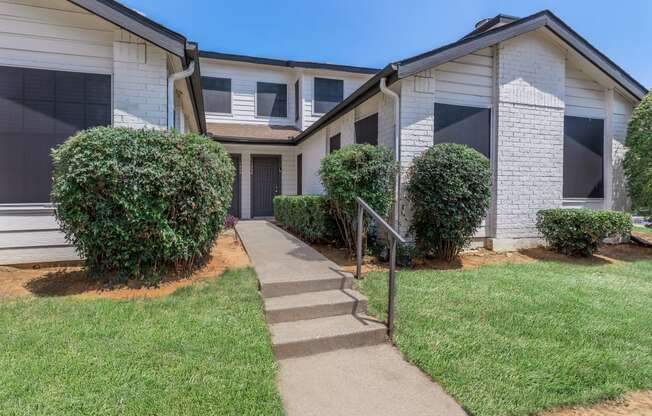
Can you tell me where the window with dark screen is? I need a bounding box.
[314,77,343,114]
[202,77,231,113]
[433,103,491,158]
[354,113,378,145]
[329,133,341,153]
[257,82,287,118]
[563,116,604,199]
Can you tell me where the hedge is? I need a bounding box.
[273,195,337,243]
[51,127,234,281]
[536,209,632,256]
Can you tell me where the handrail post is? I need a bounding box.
[356,202,363,279]
[388,236,397,340]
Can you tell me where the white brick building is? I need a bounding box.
[0,5,648,264]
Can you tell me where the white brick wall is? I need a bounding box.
[112,30,168,129]
[493,31,566,240]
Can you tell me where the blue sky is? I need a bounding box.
[121,0,651,88]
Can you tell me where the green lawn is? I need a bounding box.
[634,225,652,235]
[359,258,652,416]
[0,268,284,416]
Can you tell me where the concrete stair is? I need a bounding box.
[261,274,386,359]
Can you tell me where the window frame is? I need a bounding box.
[0,65,113,207]
[294,79,300,122]
[313,77,344,116]
[354,113,379,146]
[562,115,605,200]
[201,76,232,115]
[255,81,288,119]
[433,101,492,158]
[329,133,341,153]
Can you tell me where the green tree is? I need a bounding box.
[624,91,652,218]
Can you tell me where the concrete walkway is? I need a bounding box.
[236,220,466,416]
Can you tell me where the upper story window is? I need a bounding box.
[563,116,604,199]
[257,82,287,118]
[434,103,491,158]
[354,113,378,145]
[314,77,343,114]
[202,77,231,113]
[294,80,300,122]
[329,133,341,153]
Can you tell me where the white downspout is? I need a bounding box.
[167,59,196,130]
[380,77,401,230]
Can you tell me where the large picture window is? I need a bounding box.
[202,77,231,113]
[0,66,111,204]
[257,82,287,118]
[563,116,604,199]
[433,103,491,158]
[314,77,343,114]
[354,113,378,145]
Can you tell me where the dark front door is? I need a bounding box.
[229,154,241,217]
[251,155,281,217]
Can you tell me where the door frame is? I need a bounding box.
[229,153,241,218]
[250,154,282,218]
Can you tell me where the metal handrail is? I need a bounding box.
[355,197,406,340]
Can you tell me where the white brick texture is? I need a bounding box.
[112,30,168,129]
[494,32,566,239]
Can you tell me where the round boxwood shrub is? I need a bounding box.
[624,91,652,219]
[536,209,632,256]
[319,144,397,254]
[51,127,234,281]
[406,143,491,261]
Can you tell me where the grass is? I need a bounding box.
[0,268,284,416]
[634,225,652,235]
[359,258,652,416]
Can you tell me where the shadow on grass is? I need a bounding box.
[520,244,652,266]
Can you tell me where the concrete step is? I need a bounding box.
[260,272,353,298]
[264,289,368,324]
[270,314,387,359]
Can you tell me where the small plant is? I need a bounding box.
[624,91,652,221]
[51,127,234,281]
[224,214,239,230]
[406,143,491,261]
[536,209,632,256]
[319,144,398,254]
[273,195,337,243]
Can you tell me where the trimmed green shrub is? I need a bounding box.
[319,144,398,254]
[51,127,234,281]
[406,143,491,261]
[624,91,652,220]
[273,195,337,243]
[536,209,632,256]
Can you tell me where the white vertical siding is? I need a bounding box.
[297,131,326,195]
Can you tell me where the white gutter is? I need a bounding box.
[167,59,196,130]
[379,77,401,230]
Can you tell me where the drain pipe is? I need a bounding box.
[167,59,196,130]
[379,77,401,230]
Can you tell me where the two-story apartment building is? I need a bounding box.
[0,1,647,263]
[199,51,377,218]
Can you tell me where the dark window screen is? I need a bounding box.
[294,80,300,122]
[314,77,343,114]
[0,66,111,203]
[202,77,231,113]
[329,133,341,153]
[354,113,378,145]
[296,154,302,195]
[563,116,604,198]
[257,82,287,117]
[433,103,491,158]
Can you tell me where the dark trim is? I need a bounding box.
[250,154,282,218]
[184,43,207,133]
[398,10,647,99]
[68,0,186,57]
[199,50,380,75]
[209,135,296,146]
[462,14,520,40]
